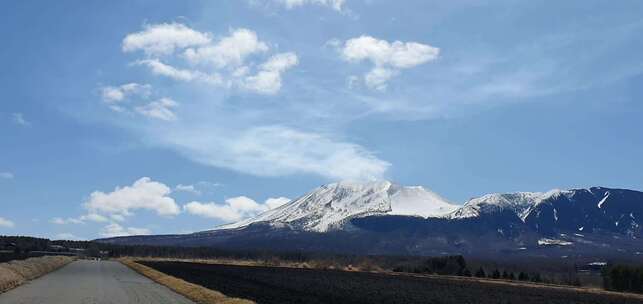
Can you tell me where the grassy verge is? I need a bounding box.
[0,256,75,294]
[119,258,254,304]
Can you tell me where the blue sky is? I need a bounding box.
[1,0,642,240]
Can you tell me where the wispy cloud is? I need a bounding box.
[50,217,84,225]
[100,23,389,181]
[0,217,15,228]
[160,125,389,180]
[135,97,179,121]
[175,184,201,195]
[100,223,150,238]
[11,113,30,127]
[184,195,289,222]
[54,233,85,240]
[0,172,14,179]
[254,0,347,11]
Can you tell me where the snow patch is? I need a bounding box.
[538,238,573,246]
[597,192,610,208]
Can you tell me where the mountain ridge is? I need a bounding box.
[215,180,459,232]
[98,181,643,258]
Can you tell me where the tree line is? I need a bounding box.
[603,265,643,293]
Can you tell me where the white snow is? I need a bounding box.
[216,180,459,232]
[448,189,571,221]
[388,185,457,217]
[597,192,610,208]
[538,238,573,246]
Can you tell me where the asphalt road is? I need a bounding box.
[0,260,195,304]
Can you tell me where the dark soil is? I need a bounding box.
[140,261,643,304]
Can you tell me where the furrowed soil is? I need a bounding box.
[140,261,643,304]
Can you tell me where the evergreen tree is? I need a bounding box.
[474,267,486,278]
[492,269,501,279]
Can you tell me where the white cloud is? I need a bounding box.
[243,52,298,94]
[275,0,346,11]
[122,22,211,56]
[125,24,295,95]
[109,214,126,222]
[0,217,14,228]
[364,67,397,91]
[11,113,30,126]
[135,59,223,85]
[183,28,269,68]
[265,197,291,209]
[55,233,85,240]
[50,217,83,225]
[105,23,388,182]
[184,195,288,222]
[340,35,439,90]
[80,213,110,223]
[342,36,440,68]
[165,125,389,181]
[100,223,151,238]
[175,184,201,195]
[50,213,111,225]
[99,82,183,120]
[0,172,14,179]
[84,177,180,217]
[101,83,151,103]
[135,98,179,121]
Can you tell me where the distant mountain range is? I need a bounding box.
[99,181,643,259]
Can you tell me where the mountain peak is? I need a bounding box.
[216,180,458,232]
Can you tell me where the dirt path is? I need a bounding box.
[0,260,195,304]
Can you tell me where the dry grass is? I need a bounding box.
[120,258,254,304]
[0,256,74,293]
[122,256,372,272]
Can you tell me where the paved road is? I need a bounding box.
[0,260,195,304]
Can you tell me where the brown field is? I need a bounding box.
[138,260,643,304]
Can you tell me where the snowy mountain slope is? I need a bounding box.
[216,180,459,232]
[99,184,643,257]
[449,187,642,237]
[449,190,569,221]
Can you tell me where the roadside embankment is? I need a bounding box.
[120,258,254,304]
[0,256,74,293]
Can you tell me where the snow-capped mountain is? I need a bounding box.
[450,187,642,237]
[449,190,568,221]
[217,180,459,232]
[99,183,643,258]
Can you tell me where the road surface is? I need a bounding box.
[0,260,195,304]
